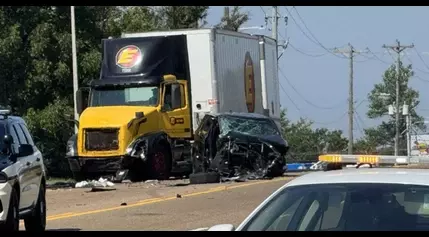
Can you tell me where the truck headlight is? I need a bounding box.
[66,143,76,156]
[0,172,7,183]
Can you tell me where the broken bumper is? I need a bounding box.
[67,156,125,174]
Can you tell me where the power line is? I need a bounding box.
[413,47,429,71]
[278,67,346,110]
[283,6,347,59]
[288,42,327,57]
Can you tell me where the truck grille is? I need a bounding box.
[84,128,119,151]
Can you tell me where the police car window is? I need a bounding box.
[19,123,34,146]
[13,124,27,145]
[0,124,5,138]
[8,125,19,145]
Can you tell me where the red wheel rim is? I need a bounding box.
[153,152,166,173]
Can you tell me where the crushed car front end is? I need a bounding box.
[192,113,289,182]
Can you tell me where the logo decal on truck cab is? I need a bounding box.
[115,45,143,71]
[244,52,255,113]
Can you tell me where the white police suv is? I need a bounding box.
[0,110,46,231]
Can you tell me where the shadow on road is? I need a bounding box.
[48,228,81,231]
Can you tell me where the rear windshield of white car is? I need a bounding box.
[242,183,429,231]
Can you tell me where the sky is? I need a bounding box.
[206,6,429,138]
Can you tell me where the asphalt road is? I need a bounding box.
[43,178,290,231]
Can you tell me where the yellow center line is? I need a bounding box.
[45,177,291,222]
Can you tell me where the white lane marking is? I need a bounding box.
[190,227,209,231]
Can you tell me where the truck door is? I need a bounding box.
[160,81,191,138]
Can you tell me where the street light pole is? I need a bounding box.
[71,6,79,134]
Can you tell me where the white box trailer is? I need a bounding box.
[122,28,281,132]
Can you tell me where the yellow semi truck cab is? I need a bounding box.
[66,35,195,181]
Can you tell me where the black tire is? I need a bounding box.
[146,145,172,180]
[24,185,46,232]
[189,172,220,184]
[128,159,144,182]
[0,188,19,231]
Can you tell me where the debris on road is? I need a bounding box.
[75,177,115,189]
[90,187,116,192]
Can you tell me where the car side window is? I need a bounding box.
[163,83,184,111]
[8,124,19,145]
[19,123,35,146]
[13,124,28,145]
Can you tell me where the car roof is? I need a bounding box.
[0,115,26,125]
[284,168,429,188]
[211,112,271,120]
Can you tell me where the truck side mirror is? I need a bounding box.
[76,87,90,115]
[171,84,181,110]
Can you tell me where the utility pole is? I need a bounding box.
[272,6,279,46]
[383,40,414,156]
[333,44,369,154]
[71,6,79,134]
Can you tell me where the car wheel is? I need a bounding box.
[24,185,46,232]
[147,145,172,180]
[0,188,19,231]
[189,172,220,184]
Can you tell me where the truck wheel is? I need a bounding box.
[24,185,46,232]
[147,145,171,180]
[0,188,19,231]
[189,172,220,184]
[128,159,144,182]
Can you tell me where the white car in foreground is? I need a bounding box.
[207,167,429,231]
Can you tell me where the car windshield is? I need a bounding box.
[241,183,429,231]
[218,116,279,137]
[90,86,159,107]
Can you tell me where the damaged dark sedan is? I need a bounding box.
[190,112,289,184]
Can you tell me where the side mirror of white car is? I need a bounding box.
[207,224,235,231]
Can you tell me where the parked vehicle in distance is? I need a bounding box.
[0,110,47,231]
[190,112,288,184]
[207,167,429,231]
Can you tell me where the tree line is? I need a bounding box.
[0,6,421,178]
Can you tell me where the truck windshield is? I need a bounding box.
[90,86,159,107]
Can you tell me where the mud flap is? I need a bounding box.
[112,169,129,183]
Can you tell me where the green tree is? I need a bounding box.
[215,6,250,31]
[365,61,423,155]
[157,6,209,29]
[280,109,348,162]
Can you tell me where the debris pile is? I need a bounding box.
[75,177,115,190]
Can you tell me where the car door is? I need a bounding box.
[160,82,192,138]
[19,123,43,196]
[11,123,37,209]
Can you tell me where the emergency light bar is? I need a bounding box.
[0,109,10,119]
[0,109,11,115]
[319,154,429,166]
